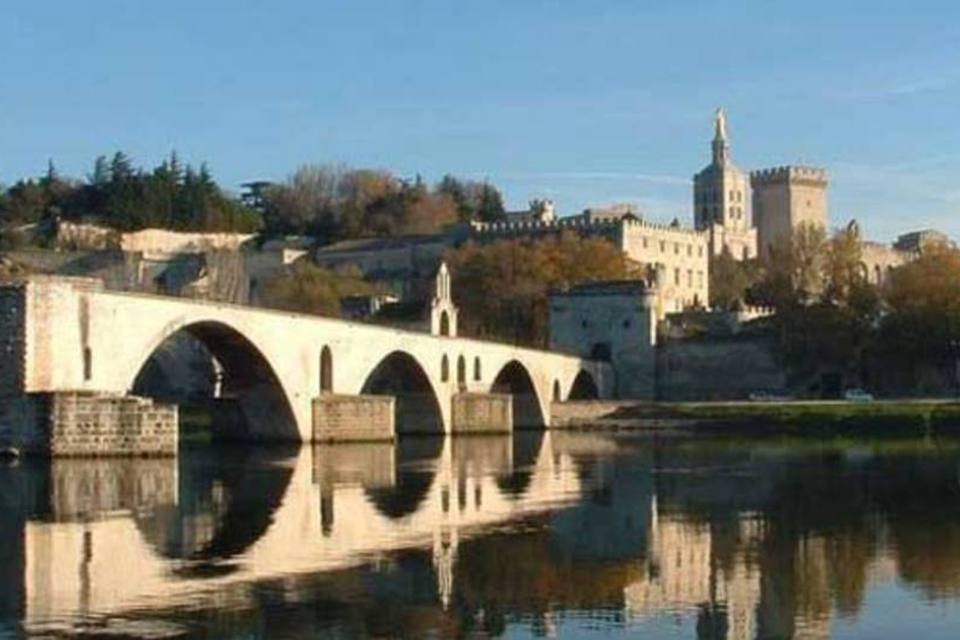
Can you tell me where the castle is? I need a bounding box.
[313,108,834,318]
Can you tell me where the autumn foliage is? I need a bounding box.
[445,232,644,347]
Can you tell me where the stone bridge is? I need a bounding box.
[0,277,611,453]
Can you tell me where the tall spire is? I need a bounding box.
[712,107,730,165]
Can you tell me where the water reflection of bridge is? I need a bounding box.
[14,433,599,627]
[5,439,960,638]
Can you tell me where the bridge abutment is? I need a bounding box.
[451,393,513,434]
[1,392,177,456]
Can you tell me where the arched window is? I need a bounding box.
[441,355,450,382]
[553,380,561,402]
[320,346,333,393]
[457,355,466,388]
[83,347,92,381]
[473,357,482,381]
[439,311,450,336]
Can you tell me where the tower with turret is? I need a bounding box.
[693,109,757,261]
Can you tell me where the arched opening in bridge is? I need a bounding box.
[320,346,333,393]
[553,380,561,402]
[440,311,451,336]
[569,370,599,400]
[361,351,444,435]
[491,360,546,429]
[457,355,466,390]
[131,321,299,442]
[474,356,482,381]
[441,355,450,382]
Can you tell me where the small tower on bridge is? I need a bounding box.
[429,262,458,337]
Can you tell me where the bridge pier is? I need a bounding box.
[312,394,395,442]
[450,393,513,434]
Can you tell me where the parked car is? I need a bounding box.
[844,388,874,402]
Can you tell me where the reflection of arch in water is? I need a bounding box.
[496,431,545,500]
[131,321,298,440]
[568,370,599,400]
[134,448,296,562]
[491,360,546,429]
[361,351,445,435]
[364,437,444,519]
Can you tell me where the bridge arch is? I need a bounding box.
[491,360,547,429]
[568,369,599,400]
[130,320,299,440]
[361,350,445,435]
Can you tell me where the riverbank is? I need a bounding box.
[551,399,960,437]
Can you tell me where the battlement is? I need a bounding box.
[470,214,708,240]
[749,165,828,186]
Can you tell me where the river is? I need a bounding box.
[3,432,960,638]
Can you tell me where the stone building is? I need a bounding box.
[693,109,758,261]
[751,165,829,257]
[471,214,709,315]
[548,280,658,398]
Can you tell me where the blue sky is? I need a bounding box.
[2,1,960,241]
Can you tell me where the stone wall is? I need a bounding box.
[312,394,395,442]
[39,392,177,457]
[550,400,637,427]
[0,281,26,397]
[451,393,512,434]
[656,335,786,401]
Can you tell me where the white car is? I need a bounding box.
[844,388,874,402]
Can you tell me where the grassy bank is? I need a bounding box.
[599,400,960,437]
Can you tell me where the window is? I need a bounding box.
[642,237,648,248]
[697,271,704,287]
[83,348,92,381]
[474,356,482,381]
[439,311,450,336]
[687,269,693,287]
[674,243,679,254]
[320,346,333,393]
[441,355,450,382]
[687,245,692,257]
[698,246,703,257]
[659,240,665,252]
[674,268,680,285]
[457,355,466,389]
[553,380,561,402]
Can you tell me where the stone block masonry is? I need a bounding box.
[46,392,177,456]
[7,392,178,457]
[313,394,395,442]
[452,393,513,434]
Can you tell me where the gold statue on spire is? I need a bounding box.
[714,107,727,141]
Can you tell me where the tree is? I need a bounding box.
[436,175,507,223]
[881,243,960,367]
[259,260,385,317]
[708,246,762,310]
[445,232,643,346]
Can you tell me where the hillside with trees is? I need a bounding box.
[0,153,261,238]
[259,165,506,241]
